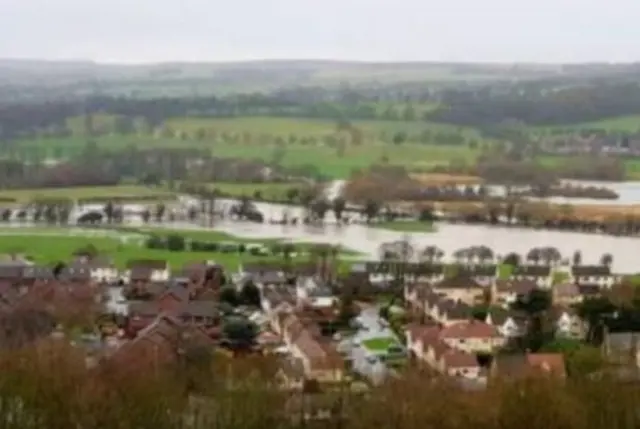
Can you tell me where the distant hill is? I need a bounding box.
[1,58,639,98]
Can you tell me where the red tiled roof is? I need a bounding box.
[440,321,499,339]
[442,349,478,369]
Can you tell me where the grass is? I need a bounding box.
[361,337,401,352]
[165,116,481,139]
[371,221,436,233]
[0,228,357,272]
[0,186,175,203]
[203,182,306,199]
[132,226,360,255]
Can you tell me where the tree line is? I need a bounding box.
[429,81,640,127]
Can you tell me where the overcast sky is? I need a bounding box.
[1,0,639,63]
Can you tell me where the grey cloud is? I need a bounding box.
[0,0,639,63]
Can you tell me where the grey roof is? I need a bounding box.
[0,266,24,279]
[59,266,92,281]
[130,267,153,281]
[571,265,611,276]
[163,285,190,302]
[22,266,54,279]
[128,300,217,319]
[553,283,579,298]
[495,279,538,295]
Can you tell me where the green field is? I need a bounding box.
[0,186,175,203]
[17,116,484,179]
[0,227,357,272]
[165,116,482,142]
[204,182,305,199]
[372,221,436,233]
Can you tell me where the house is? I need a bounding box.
[59,266,92,282]
[550,306,586,339]
[296,276,335,308]
[509,265,553,289]
[0,259,32,280]
[439,320,504,354]
[125,260,170,283]
[21,266,55,284]
[70,255,118,284]
[570,265,616,288]
[492,352,567,379]
[431,299,472,326]
[492,279,537,307]
[485,308,527,339]
[577,284,602,300]
[280,313,344,383]
[552,283,582,306]
[404,284,447,318]
[105,314,215,372]
[405,324,483,381]
[127,300,219,336]
[431,274,485,306]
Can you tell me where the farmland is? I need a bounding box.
[0,185,176,204]
[14,116,485,179]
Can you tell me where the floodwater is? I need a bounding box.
[160,179,640,274]
[5,180,640,274]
